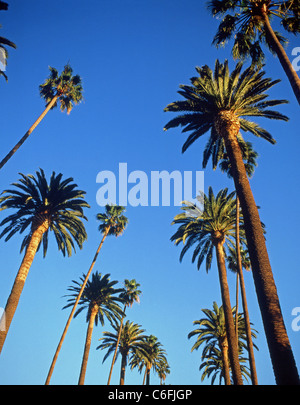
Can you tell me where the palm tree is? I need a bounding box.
[106,279,142,385]
[157,361,170,385]
[200,345,252,384]
[63,271,124,385]
[172,187,245,384]
[188,302,258,385]
[130,335,168,385]
[207,0,300,105]
[98,320,147,385]
[0,1,16,81]
[45,204,128,384]
[164,59,299,384]
[0,169,89,354]
[0,64,83,170]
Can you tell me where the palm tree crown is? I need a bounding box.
[97,204,128,237]
[208,0,300,64]
[164,59,288,167]
[0,168,89,256]
[171,187,245,271]
[63,272,124,326]
[39,64,83,114]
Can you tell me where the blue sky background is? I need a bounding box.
[0,0,299,385]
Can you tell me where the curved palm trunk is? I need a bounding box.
[236,197,258,385]
[261,9,300,106]
[119,350,127,385]
[220,337,231,385]
[107,307,126,385]
[78,305,98,385]
[219,113,299,385]
[0,220,49,354]
[215,241,243,385]
[0,95,59,170]
[45,227,110,385]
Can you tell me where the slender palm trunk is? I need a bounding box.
[78,305,98,385]
[107,307,126,385]
[215,241,244,385]
[220,337,231,385]
[0,220,49,354]
[261,9,300,106]
[145,364,151,385]
[236,197,258,385]
[119,351,127,385]
[0,95,59,170]
[219,113,299,385]
[45,228,110,384]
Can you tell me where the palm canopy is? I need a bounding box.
[171,187,246,271]
[120,279,142,308]
[0,168,89,257]
[39,64,83,114]
[98,320,148,363]
[97,204,128,237]
[207,0,300,64]
[63,272,124,326]
[164,59,288,169]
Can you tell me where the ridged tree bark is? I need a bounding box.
[0,219,49,354]
[0,95,59,170]
[216,110,299,385]
[78,305,98,385]
[45,227,110,384]
[215,239,243,385]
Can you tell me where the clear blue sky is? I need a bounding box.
[0,0,299,385]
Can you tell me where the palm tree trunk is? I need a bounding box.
[45,227,110,385]
[119,351,127,385]
[220,337,231,385]
[215,241,243,385]
[0,95,59,170]
[238,257,258,385]
[221,117,299,385]
[236,197,258,385]
[146,364,151,385]
[78,305,98,385]
[0,220,49,354]
[261,8,300,106]
[107,307,126,385]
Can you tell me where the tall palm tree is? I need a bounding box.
[207,0,300,105]
[45,204,128,384]
[164,59,299,384]
[0,1,16,82]
[171,187,245,384]
[0,64,83,170]
[188,302,258,385]
[106,279,142,385]
[0,169,89,354]
[98,320,147,385]
[63,271,124,385]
